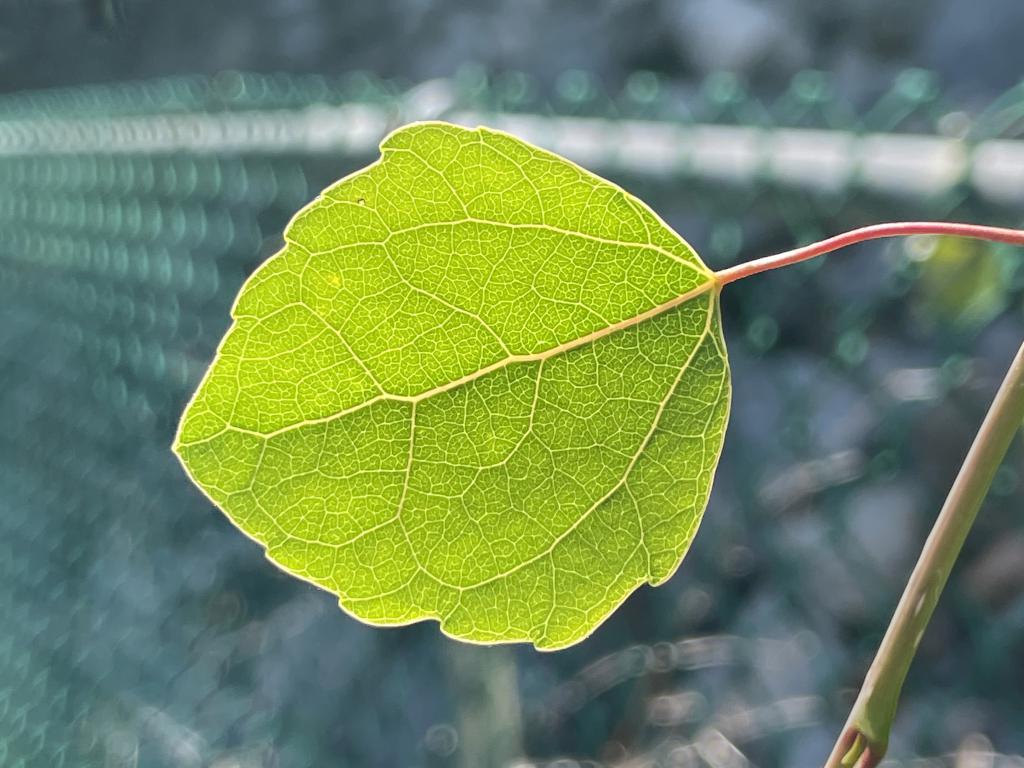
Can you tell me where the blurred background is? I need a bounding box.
[1,1,1023,766]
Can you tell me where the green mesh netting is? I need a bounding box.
[1,71,1023,767]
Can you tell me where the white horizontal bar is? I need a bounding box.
[0,97,1020,204]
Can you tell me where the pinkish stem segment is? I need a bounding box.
[714,221,1024,285]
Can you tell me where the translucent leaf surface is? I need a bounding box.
[911,236,1010,331]
[174,122,731,649]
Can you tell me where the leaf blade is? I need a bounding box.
[175,121,730,649]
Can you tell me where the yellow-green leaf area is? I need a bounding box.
[174,121,731,650]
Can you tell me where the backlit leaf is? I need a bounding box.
[910,235,1010,331]
[174,122,730,650]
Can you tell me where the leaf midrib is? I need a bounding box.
[176,279,719,449]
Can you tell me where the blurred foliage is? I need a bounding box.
[909,236,1016,332]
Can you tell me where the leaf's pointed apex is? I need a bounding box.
[175,121,730,650]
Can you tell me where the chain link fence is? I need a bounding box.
[1,70,1023,767]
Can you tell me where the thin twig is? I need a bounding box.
[824,340,1024,767]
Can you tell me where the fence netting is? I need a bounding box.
[1,70,1023,767]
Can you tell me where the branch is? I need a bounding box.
[825,339,1024,767]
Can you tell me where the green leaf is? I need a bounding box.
[174,122,730,650]
[910,236,1010,331]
